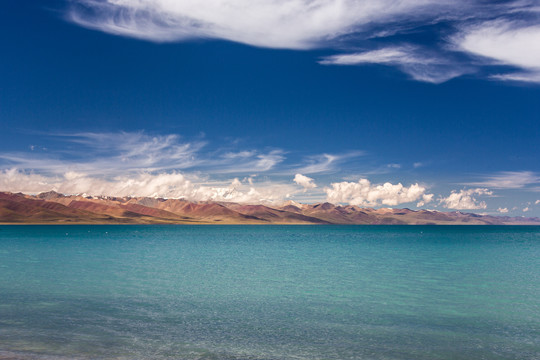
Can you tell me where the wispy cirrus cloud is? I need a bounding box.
[65,0,540,83]
[319,46,471,83]
[466,171,540,189]
[0,131,287,176]
[294,151,363,174]
[207,150,286,174]
[67,0,459,49]
[454,19,540,83]
[62,131,205,172]
[0,132,205,174]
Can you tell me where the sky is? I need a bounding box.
[1,0,540,216]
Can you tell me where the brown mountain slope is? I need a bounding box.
[32,194,195,223]
[222,203,330,224]
[148,199,267,223]
[0,192,115,223]
[1,191,539,225]
[42,194,266,224]
[298,203,376,224]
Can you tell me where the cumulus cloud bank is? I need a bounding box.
[0,169,296,204]
[67,0,540,83]
[325,178,432,207]
[439,188,493,210]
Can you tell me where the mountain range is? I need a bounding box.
[1,191,539,225]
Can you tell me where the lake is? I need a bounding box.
[0,225,538,359]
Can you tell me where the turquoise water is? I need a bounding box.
[0,226,538,359]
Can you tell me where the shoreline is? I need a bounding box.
[2,222,540,226]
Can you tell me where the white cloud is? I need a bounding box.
[0,132,287,176]
[0,132,204,175]
[0,169,60,195]
[417,194,434,207]
[0,169,296,204]
[523,207,530,212]
[456,20,540,82]
[320,47,423,65]
[65,1,540,83]
[466,171,540,189]
[294,151,363,174]
[193,180,295,204]
[0,168,193,198]
[536,199,540,205]
[293,173,317,191]
[208,150,286,174]
[498,207,509,213]
[439,188,493,210]
[253,151,285,172]
[68,0,458,50]
[221,151,257,159]
[491,71,540,83]
[298,154,339,174]
[0,131,297,204]
[319,46,469,83]
[0,131,329,204]
[230,178,242,188]
[325,178,432,207]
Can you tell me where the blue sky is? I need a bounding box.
[1,0,540,215]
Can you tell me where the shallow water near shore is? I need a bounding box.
[0,225,539,359]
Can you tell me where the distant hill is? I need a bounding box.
[1,191,539,225]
